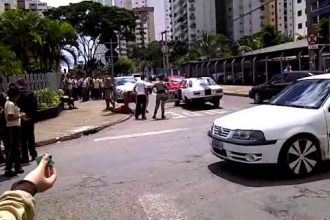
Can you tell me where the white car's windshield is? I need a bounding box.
[271,79,330,109]
[197,78,217,86]
[116,78,136,86]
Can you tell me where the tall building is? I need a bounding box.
[293,0,307,39]
[172,0,216,43]
[114,0,132,9]
[226,0,263,41]
[311,0,330,19]
[133,7,155,47]
[276,0,294,38]
[132,0,147,8]
[86,0,112,6]
[164,0,173,40]
[0,0,17,12]
[17,0,48,13]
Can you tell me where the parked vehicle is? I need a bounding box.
[115,77,137,102]
[249,71,315,104]
[164,76,185,90]
[175,77,223,107]
[209,74,330,177]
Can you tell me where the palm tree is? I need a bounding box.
[0,44,22,76]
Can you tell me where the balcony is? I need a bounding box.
[189,13,196,20]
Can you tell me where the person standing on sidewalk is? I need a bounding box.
[4,85,25,177]
[152,75,168,120]
[16,79,38,163]
[134,75,148,120]
[0,89,7,163]
[103,76,112,110]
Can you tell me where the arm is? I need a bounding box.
[0,156,57,220]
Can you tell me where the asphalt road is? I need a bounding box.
[2,95,330,220]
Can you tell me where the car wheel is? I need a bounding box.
[254,92,263,104]
[212,99,220,108]
[184,97,191,105]
[279,137,320,177]
[174,100,180,106]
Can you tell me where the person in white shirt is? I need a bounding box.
[134,75,148,120]
[4,85,25,177]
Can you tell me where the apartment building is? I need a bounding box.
[172,0,216,43]
[114,0,132,9]
[0,0,17,12]
[133,7,155,47]
[311,0,330,19]
[226,0,263,41]
[88,0,112,6]
[164,0,173,40]
[17,0,48,13]
[293,0,307,39]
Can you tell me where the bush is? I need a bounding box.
[34,89,61,110]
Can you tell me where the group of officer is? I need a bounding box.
[134,75,168,120]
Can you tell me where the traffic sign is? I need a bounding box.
[307,33,318,45]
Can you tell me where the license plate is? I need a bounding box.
[212,139,223,150]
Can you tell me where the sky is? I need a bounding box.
[43,0,165,40]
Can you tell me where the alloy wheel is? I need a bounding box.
[286,139,319,175]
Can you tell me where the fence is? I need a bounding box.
[0,72,61,92]
[0,72,62,109]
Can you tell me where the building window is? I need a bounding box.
[298,23,303,29]
[298,10,302,16]
[297,0,301,3]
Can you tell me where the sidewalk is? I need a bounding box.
[35,100,131,147]
[222,85,252,97]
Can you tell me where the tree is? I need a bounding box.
[45,1,136,72]
[315,17,330,44]
[0,10,77,73]
[193,33,233,59]
[114,56,136,74]
[0,44,22,76]
[260,25,291,47]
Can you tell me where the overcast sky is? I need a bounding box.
[43,0,165,40]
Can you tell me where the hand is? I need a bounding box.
[24,156,57,193]
[20,112,26,118]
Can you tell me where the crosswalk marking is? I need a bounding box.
[166,109,228,119]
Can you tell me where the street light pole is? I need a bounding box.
[306,0,317,71]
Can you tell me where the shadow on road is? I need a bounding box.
[208,161,330,187]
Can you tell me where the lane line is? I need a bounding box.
[139,194,186,220]
[94,128,190,142]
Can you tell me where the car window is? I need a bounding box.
[197,78,217,86]
[171,78,183,84]
[286,73,297,82]
[271,79,330,109]
[270,74,287,84]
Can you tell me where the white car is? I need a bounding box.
[209,74,330,177]
[115,77,137,102]
[176,77,223,107]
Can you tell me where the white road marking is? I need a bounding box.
[181,112,202,117]
[139,194,186,220]
[94,128,190,142]
[166,111,187,119]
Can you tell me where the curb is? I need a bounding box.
[224,92,249,97]
[35,114,132,147]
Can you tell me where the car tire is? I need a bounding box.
[184,97,191,105]
[278,136,320,177]
[174,100,180,106]
[254,92,263,104]
[212,99,220,108]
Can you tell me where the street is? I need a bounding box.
[2,95,330,220]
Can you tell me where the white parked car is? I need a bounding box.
[176,77,223,107]
[209,74,330,176]
[115,77,137,102]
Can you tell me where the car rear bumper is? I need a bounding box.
[208,132,284,164]
[191,94,223,101]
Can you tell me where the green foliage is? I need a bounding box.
[314,17,330,44]
[45,1,136,72]
[34,89,61,110]
[114,56,136,74]
[0,44,22,76]
[0,9,77,73]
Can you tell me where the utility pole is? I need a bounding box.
[161,30,170,75]
[306,0,317,71]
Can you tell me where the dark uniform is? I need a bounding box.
[17,88,38,162]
